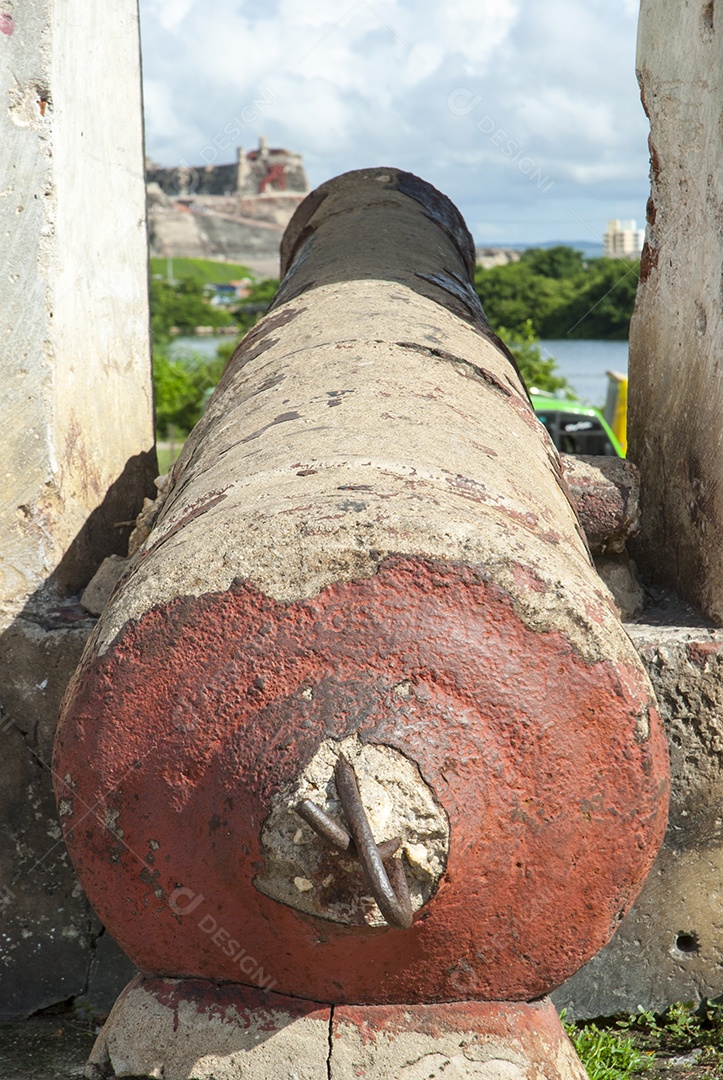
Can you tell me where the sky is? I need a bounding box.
[138,0,650,247]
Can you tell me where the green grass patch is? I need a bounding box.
[564,1020,652,1079]
[616,1001,723,1067]
[561,1001,723,1078]
[156,436,185,476]
[150,257,255,285]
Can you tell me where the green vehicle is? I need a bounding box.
[530,391,624,458]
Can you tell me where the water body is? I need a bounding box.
[170,335,629,412]
[169,335,233,361]
[539,339,629,408]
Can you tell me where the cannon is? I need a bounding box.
[55,169,668,1078]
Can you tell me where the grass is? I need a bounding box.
[150,256,254,285]
[156,437,184,476]
[564,1018,653,1079]
[564,1002,723,1078]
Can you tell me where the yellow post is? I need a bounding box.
[612,376,628,456]
[605,371,628,456]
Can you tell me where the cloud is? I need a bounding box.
[139,0,650,244]
[144,0,198,30]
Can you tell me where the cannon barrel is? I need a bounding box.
[54,169,668,1006]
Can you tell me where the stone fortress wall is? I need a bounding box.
[146,136,309,199]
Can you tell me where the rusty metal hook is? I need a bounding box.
[334,754,413,930]
[294,755,413,929]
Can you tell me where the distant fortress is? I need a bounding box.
[146,136,309,199]
[145,137,310,276]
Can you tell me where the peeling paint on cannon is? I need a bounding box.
[54,168,668,1008]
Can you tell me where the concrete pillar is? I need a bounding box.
[1,0,155,1017]
[576,0,723,1023]
[629,0,723,621]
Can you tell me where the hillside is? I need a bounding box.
[146,186,304,279]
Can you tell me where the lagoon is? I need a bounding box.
[539,339,628,408]
[169,335,228,361]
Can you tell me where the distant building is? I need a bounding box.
[146,136,309,198]
[475,247,521,270]
[603,219,645,259]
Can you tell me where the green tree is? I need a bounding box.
[475,260,575,337]
[544,258,639,339]
[153,349,227,437]
[474,247,639,342]
[150,277,233,340]
[149,272,238,436]
[519,245,585,279]
[153,353,198,436]
[497,320,569,395]
[233,278,279,336]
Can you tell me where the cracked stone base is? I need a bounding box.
[85,975,588,1079]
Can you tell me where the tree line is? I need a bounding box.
[475,245,639,340]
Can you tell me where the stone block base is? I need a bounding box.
[331,999,588,1079]
[84,975,330,1079]
[85,976,587,1079]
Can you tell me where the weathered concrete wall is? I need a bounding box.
[0,0,155,1018]
[629,0,723,621]
[2,0,155,611]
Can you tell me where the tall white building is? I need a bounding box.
[603,219,645,259]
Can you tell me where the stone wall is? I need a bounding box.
[146,161,238,198]
[629,0,723,621]
[146,139,309,198]
[0,0,156,1018]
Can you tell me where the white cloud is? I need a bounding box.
[143,79,197,145]
[144,0,198,31]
